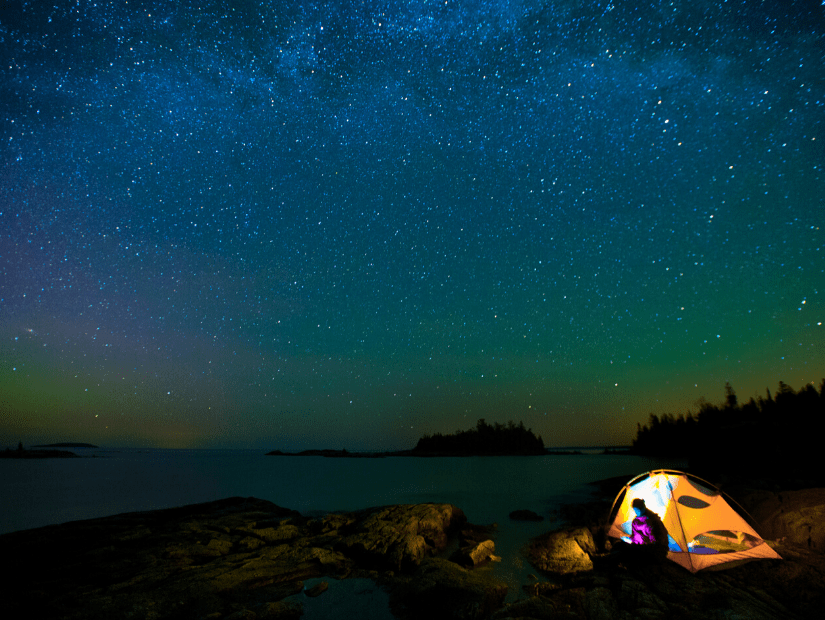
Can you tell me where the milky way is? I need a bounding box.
[1,1,823,449]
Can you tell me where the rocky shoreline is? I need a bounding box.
[2,483,823,619]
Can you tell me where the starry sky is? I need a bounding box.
[1,1,823,450]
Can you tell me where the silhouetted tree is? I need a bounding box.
[414,420,544,455]
[725,382,738,410]
[631,379,824,481]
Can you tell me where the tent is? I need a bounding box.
[607,470,781,572]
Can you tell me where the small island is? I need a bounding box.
[267,419,546,457]
[412,419,545,456]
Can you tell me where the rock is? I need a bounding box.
[468,540,500,566]
[304,580,329,597]
[492,594,574,619]
[311,512,357,535]
[450,523,501,567]
[509,509,544,521]
[388,557,508,620]
[255,600,303,619]
[501,587,587,619]
[584,586,618,620]
[527,527,596,575]
[450,539,500,568]
[339,503,466,571]
[773,505,825,551]
[5,489,825,620]
[225,610,258,620]
[253,522,302,543]
[617,574,668,617]
[744,488,825,551]
[1,497,476,620]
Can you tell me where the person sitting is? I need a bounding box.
[627,498,669,561]
[609,498,669,568]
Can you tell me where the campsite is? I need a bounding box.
[2,463,823,620]
[606,470,781,573]
[519,470,825,619]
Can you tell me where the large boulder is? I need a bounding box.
[338,503,467,571]
[527,527,596,575]
[450,539,499,568]
[450,522,501,568]
[744,488,825,551]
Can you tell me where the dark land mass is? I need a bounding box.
[266,446,629,458]
[32,442,99,448]
[265,449,546,458]
[1,447,79,459]
[630,380,825,485]
[267,448,401,458]
[2,476,823,620]
[413,419,545,456]
[601,446,633,455]
[268,419,548,458]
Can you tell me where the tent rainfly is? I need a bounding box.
[607,470,781,573]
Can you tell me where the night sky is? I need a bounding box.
[1,1,823,450]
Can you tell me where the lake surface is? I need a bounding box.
[0,448,683,534]
[0,448,685,609]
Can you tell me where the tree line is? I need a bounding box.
[632,379,825,479]
[414,419,545,455]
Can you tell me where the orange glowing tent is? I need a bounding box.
[607,470,781,572]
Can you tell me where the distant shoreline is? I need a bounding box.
[32,443,99,449]
[0,442,99,459]
[265,447,633,458]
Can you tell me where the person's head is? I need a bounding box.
[631,498,646,517]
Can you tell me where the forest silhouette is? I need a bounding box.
[414,419,545,455]
[631,380,824,481]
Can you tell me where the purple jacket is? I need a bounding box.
[631,514,660,545]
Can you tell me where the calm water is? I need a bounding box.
[0,448,682,535]
[0,448,684,610]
